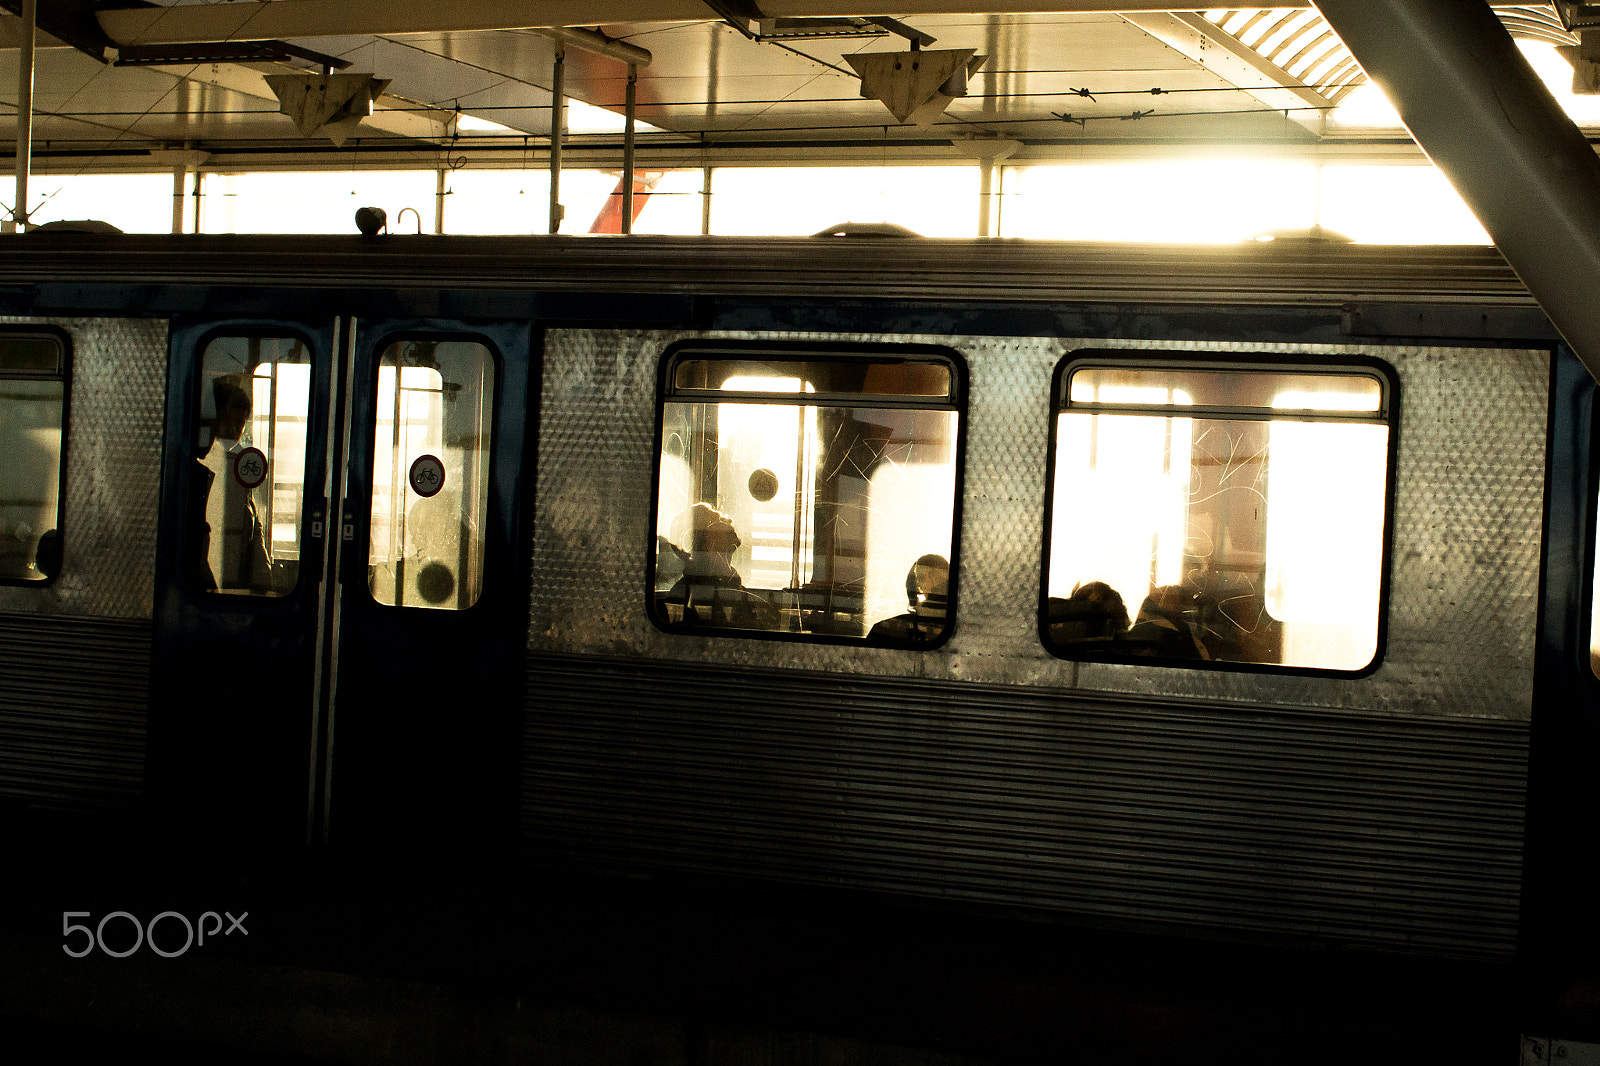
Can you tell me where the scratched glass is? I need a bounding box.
[1045,362,1391,672]
[192,336,311,596]
[0,334,65,583]
[368,339,495,610]
[654,353,960,643]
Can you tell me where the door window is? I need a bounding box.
[367,339,496,610]
[192,335,311,596]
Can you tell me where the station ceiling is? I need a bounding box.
[0,2,1589,166]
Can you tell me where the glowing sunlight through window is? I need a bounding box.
[1046,359,1391,672]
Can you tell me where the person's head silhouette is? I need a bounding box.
[212,374,253,443]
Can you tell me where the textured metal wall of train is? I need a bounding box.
[0,317,166,621]
[523,654,1526,959]
[531,330,1547,717]
[0,614,148,811]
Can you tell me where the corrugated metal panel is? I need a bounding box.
[523,654,1526,959]
[0,236,1539,309]
[0,613,149,810]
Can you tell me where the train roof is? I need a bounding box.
[0,233,1541,310]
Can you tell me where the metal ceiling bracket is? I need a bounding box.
[264,72,391,144]
[866,17,936,49]
[755,17,887,42]
[845,48,988,126]
[535,27,652,68]
[115,39,351,70]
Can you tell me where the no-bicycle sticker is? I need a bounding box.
[233,447,267,489]
[408,454,446,498]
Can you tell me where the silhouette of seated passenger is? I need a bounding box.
[34,528,61,580]
[1047,580,1131,644]
[654,534,688,592]
[1121,584,1210,660]
[867,554,950,644]
[658,502,779,630]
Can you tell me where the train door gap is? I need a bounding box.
[310,314,359,851]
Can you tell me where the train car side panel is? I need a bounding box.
[0,316,165,813]
[520,327,1542,958]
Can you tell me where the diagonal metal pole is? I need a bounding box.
[1315,0,1600,381]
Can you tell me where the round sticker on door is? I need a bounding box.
[409,454,446,498]
[233,447,268,489]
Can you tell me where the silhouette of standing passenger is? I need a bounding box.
[191,374,272,592]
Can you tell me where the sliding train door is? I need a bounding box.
[149,315,532,868]
[323,320,532,865]
[150,318,338,856]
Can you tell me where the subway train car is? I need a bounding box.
[0,232,1594,1061]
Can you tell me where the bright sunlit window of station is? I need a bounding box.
[20,159,1498,243]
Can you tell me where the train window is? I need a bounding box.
[192,336,311,596]
[1044,357,1393,672]
[652,346,962,644]
[0,333,67,583]
[367,339,495,610]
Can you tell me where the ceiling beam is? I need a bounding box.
[92,2,1309,47]
[538,27,652,67]
[96,2,710,45]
